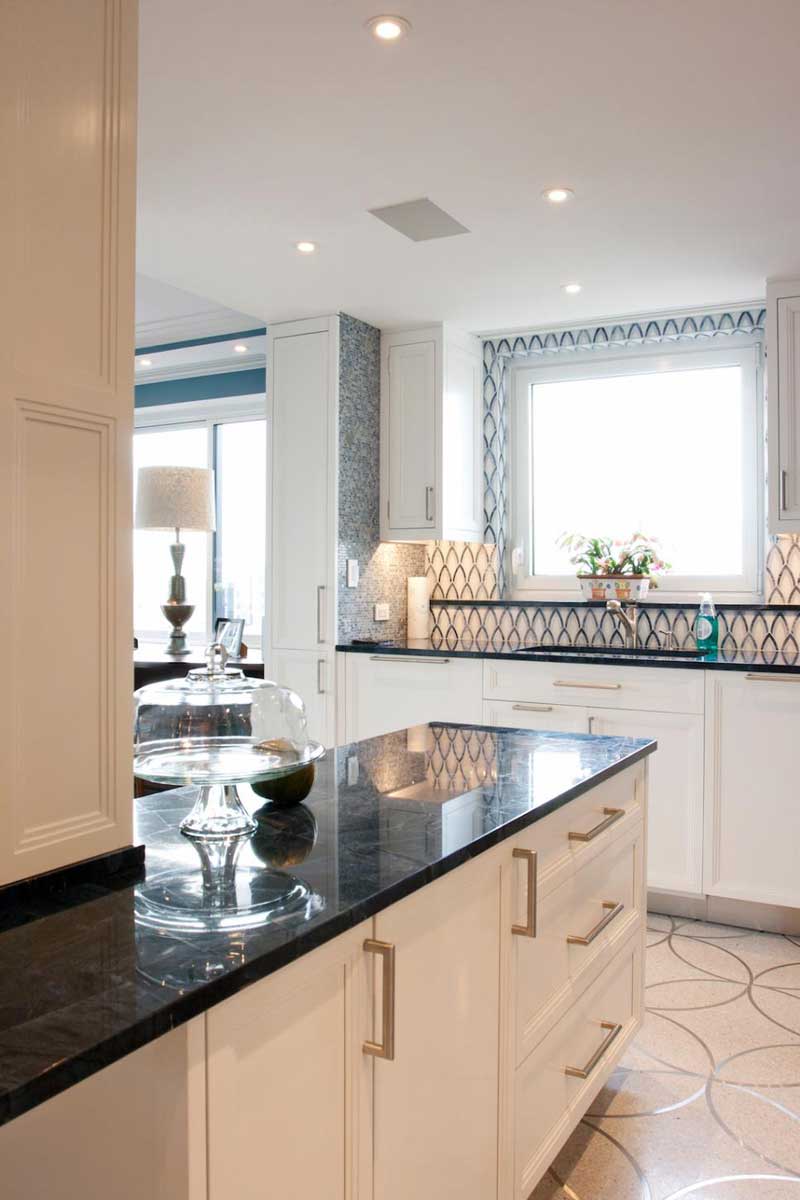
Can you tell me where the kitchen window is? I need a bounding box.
[134,396,266,646]
[511,343,763,600]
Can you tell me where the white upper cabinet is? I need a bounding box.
[767,278,800,531]
[380,324,483,543]
[0,0,137,884]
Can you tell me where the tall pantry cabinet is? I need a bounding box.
[0,0,138,884]
[266,316,339,747]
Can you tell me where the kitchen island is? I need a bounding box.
[0,723,654,1200]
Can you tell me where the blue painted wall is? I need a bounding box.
[135,367,266,408]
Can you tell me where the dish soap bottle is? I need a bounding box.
[695,593,718,653]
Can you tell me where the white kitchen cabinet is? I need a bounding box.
[380,324,483,542]
[371,851,502,1200]
[267,316,339,746]
[0,0,137,884]
[1,1022,204,1200]
[206,924,372,1200]
[269,647,335,747]
[767,278,800,531]
[342,651,483,742]
[704,671,800,907]
[482,660,705,897]
[587,707,704,895]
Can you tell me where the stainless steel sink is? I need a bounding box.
[511,644,708,659]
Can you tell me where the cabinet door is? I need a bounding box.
[344,653,483,742]
[372,854,501,1200]
[207,925,371,1200]
[483,698,589,734]
[704,672,800,907]
[270,325,335,650]
[774,292,800,528]
[587,707,704,895]
[0,0,137,883]
[268,648,335,747]
[385,341,436,531]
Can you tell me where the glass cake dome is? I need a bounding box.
[134,643,324,838]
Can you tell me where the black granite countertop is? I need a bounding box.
[0,724,654,1127]
[336,639,800,674]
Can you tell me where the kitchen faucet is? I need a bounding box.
[606,600,638,649]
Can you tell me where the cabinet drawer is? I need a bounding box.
[514,819,643,1065]
[509,763,643,897]
[484,658,704,714]
[344,653,483,743]
[483,698,588,734]
[514,931,642,1200]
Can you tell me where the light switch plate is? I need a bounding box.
[346,558,359,588]
[347,755,359,785]
[374,602,390,622]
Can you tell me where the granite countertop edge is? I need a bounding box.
[335,642,800,673]
[0,731,655,1129]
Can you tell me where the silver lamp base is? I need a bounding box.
[161,601,195,656]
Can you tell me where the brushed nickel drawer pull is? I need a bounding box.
[565,1020,623,1078]
[512,703,553,713]
[553,680,622,691]
[425,485,434,522]
[568,807,625,843]
[781,467,789,512]
[511,848,537,938]
[744,672,800,682]
[363,939,396,1061]
[567,901,624,946]
[368,655,451,665]
[316,585,326,644]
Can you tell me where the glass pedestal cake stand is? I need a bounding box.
[133,643,325,840]
[134,738,324,839]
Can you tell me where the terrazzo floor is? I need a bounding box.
[533,914,800,1200]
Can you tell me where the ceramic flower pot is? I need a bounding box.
[577,575,651,602]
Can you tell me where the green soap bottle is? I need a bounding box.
[695,592,718,653]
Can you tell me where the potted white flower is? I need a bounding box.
[558,532,671,602]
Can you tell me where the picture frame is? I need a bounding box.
[214,617,245,658]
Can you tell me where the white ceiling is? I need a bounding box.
[135,274,260,347]
[137,0,800,334]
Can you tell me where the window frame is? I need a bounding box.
[509,339,764,602]
[134,394,267,646]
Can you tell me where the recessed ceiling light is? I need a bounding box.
[295,240,317,254]
[366,14,411,41]
[562,282,582,295]
[233,344,248,353]
[543,187,574,205]
[138,357,153,367]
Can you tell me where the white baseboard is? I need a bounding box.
[648,889,800,934]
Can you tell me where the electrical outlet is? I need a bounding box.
[374,602,390,622]
[347,755,360,786]
[346,558,359,588]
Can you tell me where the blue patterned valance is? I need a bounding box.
[485,307,765,361]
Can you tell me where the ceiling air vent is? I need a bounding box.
[368,197,469,242]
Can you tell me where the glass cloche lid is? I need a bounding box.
[134,643,324,839]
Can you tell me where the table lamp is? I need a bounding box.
[135,465,216,655]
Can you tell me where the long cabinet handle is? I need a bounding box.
[745,672,800,682]
[565,1021,623,1079]
[568,807,625,843]
[554,680,622,691]
[512,703,553,713]
[567,901,624,946]
[425,485,434,522]
[369,655,451,665]
[511,848,537,938]
[363,939,396,1061]
[781,468,788,512]
[316,585,325,644]
[317,658,326,694]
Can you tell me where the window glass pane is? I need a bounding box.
[133,426,209,640]
[214,420,267,637]
[531,365,744,577]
